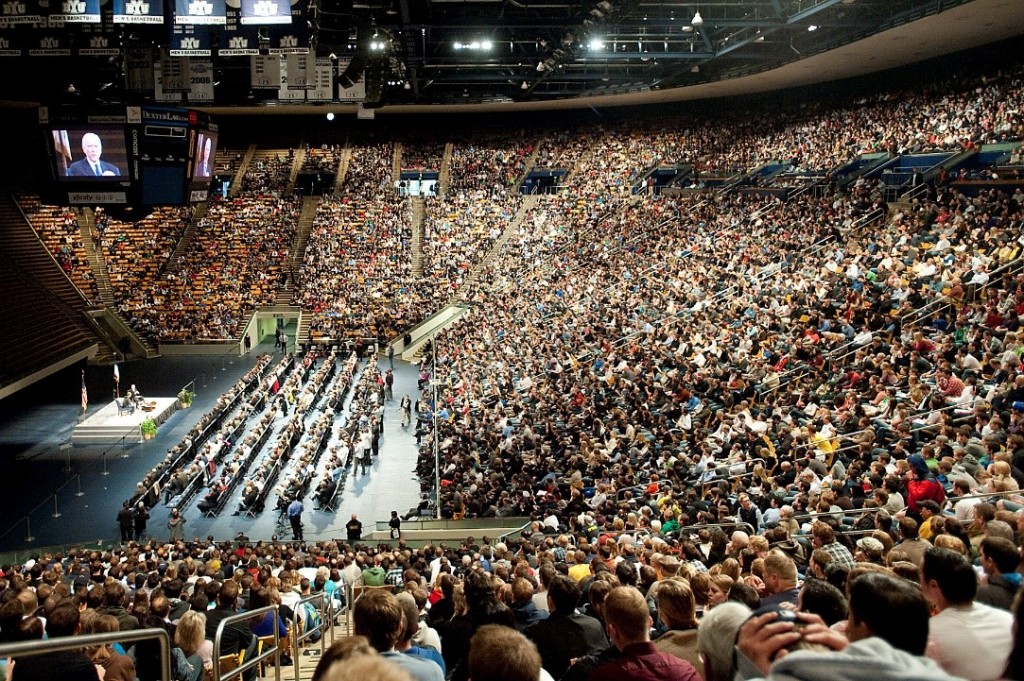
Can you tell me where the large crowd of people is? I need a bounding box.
[8,51,1024,681]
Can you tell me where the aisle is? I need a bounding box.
[309,356,424,538]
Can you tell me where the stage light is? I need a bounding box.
[326,112,335,121]
[589,38,605,50]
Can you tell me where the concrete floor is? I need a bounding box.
[0,331,425,555]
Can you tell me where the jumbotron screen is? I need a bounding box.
[51,126,131,181]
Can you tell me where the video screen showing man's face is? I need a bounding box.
[53,127,129,180]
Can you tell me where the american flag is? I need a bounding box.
[81,370,88,413]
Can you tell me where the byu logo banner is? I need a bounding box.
[240,0,289,24]
[174,0,224,25]
[78,33,121,56]
[0,0,41,25]
[51,0,99,23]
[113,0,163,24]
[170,23,212,54]
[0,34,22,56]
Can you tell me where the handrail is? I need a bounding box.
[791,507,880,524]
[290,593,329,679]
[673,521,756,538]
[212,604,281,681]
[0,629,171,681]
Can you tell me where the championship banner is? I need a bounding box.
[250,53,281,89]
[50,0,100,22]
[112,0,163,24]
[284,51,310,90]
[29,31,71,56]
[277,55,304,100]
[307,58,334,101]
[174,0,225,25]
[153,61,183,101]
[169,23,212,56]
[0,32,21,55]
[336,58,365,102]
[267,21,305,54]
[219,14,259,56]
[0,0,42,26]
[77,33,120,56]
[188,59,214,102]
[125,43,155,91]
[159,51,190,90]
[240,0,290,25]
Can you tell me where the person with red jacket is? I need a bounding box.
[905,454,945,520]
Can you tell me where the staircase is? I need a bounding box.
[514,140,544,190]
[164,202,208,274]
[77,208,114,306]
[410,196,426,278]
[285,146,306,195]
[276,195,319,305]
[438,142,454,197]
[392,142,403,186]
[334,144,351,194]
[456,194,538,296]
[229,144,258,198]
[1,196,93,312]
[297,310,312,346]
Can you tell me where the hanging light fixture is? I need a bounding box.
[691,10,704,27]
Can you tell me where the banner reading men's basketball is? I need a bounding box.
[174,0,225,25]
[50,0,100,23]
[113,0,163,23]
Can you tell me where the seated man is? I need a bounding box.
[197,479,228,513]
[314,475,337,509]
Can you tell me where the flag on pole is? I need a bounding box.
[81,371,88,413]
[113,362,120,387]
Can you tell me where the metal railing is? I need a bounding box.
[0,629,171,681]
[213,605,282,681]
[288,593,331,679]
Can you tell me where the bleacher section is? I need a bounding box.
[15,196,98,303]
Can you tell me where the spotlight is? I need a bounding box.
[481,40,492,50]
[807,24,818,31]
[588,38,605,50]
[326,112,335,120]
[691,10,703,26]
[521,80,529,89]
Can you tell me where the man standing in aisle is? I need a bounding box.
[287,495,304,541]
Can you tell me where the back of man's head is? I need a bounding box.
[764,551,797,590]
[354,590,404,652]
[546,575,580,614]
[848,572,930,655]
[898,516,919,540]
[103,581,126,608]
[394,592,419,644]
[603,586,650,648]
[469,624,541,681]
[46,600,81,638]
[697,602,751,681]
[921,546,977,606]
[218,580,240,608]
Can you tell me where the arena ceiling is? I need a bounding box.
[2,0,1024,111]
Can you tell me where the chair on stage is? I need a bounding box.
[116,397,135,416]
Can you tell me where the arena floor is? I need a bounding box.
[0,333,424,554]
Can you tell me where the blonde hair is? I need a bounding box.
[176,610,206,656]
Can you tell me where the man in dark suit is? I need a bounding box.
[204,581,254,657]
[525,575,609,679]
[66,133,121,177]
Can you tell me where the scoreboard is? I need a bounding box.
[40,104,218,206]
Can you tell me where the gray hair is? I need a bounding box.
[697,601,751,681]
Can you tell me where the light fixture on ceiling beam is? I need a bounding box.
[691,10,703,27]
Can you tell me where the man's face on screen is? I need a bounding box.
[82,134,102,163]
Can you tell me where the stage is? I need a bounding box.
[72,397,180,444]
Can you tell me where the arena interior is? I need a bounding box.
[2,0,1024,679]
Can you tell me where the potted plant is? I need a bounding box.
[177,387,195,408]
[140,419,157,440]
